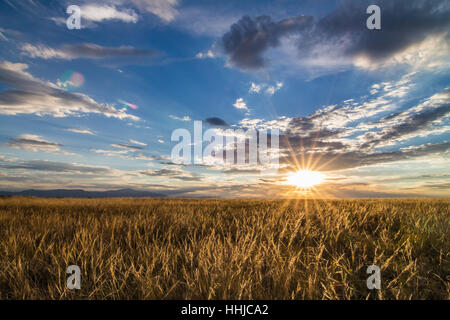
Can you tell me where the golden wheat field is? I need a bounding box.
[0,197,448,300]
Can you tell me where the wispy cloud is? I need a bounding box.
[169,115,191,121]
[111,143,143,150]
[21,43,159,60]
[139,168,202,181]
[0,157,113,174]
[66,128,96,135]
[239,81,450,172]
[5,134,62,152]
[128,139,147,146]
[0,61,139,120]
[129,0,179,22]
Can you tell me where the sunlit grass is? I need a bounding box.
[0,197,448,299]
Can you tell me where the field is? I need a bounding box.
[0,197,448,300]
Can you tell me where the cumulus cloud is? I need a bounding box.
[222,15,313,70]
[195,50,215,59]
[0,61,139,120]
[266,82,283,95]
[233,98,249,112]
[221,0,450,72]
[21,43,159,60]
[249,82,262,94]
[249,81,283,95]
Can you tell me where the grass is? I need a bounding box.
[0,197,448,300]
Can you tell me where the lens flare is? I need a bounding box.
[60,70,84,90]
[118,99,138,110]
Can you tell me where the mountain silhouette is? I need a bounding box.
[0,189,165,198]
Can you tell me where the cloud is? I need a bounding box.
[111,143,143,150]
[233,98,249,112]
[221,0,450,72]
[265,82,283,95]
[169,115,191,121]
[49,1,179,25]
[0,61,139,120]
[66,128,96,135]
[204,117,229,127]
[92,149,130,157]
[128,139,147,146]
[135,154,171,161]
[223,168,261,175]
[0,27,20,41]
[249,82,262,94]
[359,88,450,148]
[129,0,179,22]
[195,50,215,59]
[80,4,138,23]
[0,158,112,174]
[249,81,283,95]
[5,134,62,152]
[139,168,202,181]
[221,15,313,70]
[0,31,8,41]
[21,43,160,60]
[172,6,239,36]
[238,82,450,172]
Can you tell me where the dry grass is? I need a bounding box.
[0,197,448,300]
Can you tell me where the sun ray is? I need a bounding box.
[287,170,326,188]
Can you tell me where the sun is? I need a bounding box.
[287,170,326,188]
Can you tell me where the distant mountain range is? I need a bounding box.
[0,188,165,198]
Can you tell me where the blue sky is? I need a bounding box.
[0,0,449,198]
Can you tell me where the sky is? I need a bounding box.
[0,0,449,198]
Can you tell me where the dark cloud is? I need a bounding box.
[317,0,450,62]
[280,141,450,171]
[223,168,260,175]
[362,103,450,148]
[6,136,62,150]
[205,117,229,127]
[423,182,450,190]
[140,169,180,177]
[221,0,450,70]
[139,169,203,181]
[222,15,313,69]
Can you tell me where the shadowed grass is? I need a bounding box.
[0,197,448,299]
